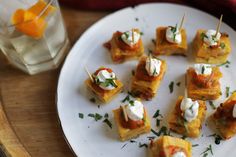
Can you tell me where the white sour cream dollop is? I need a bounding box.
[145,57,162,77]
[233,104,236,118]
[121,30,141,47]
[203,29,221,46]
[166,26,182,44]
[180,97,199,122]
[172,151,186,157]
[193,64,212,75]
[96,70,116,90]
[125,100,144,121]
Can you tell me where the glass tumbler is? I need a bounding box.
[0,0,70,74]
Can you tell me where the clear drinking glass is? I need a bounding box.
[0,0,70,74]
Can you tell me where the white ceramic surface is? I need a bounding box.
[57,3,236,157]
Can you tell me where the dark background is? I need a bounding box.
[59,0,236,30]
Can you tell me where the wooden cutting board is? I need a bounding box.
[0,99,31,157]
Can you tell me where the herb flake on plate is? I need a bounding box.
[103,119,112,129]
[169,81,174,93]
[78,113,84,119]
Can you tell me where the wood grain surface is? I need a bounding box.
[0,7,109,157]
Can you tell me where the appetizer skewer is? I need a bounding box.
[104,28,144,63]
[85,67,123,103]
[192,14,231,64]
[211,92,236,140]
[130,55,167,100]
[113,99,151,141]
[154,14,188,56]
[149,136,192,157]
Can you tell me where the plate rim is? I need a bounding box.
[56,2,236,156]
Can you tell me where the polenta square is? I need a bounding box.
[186,64,222,100]
[211,92,236,140]
[85,67,123,103]
[149,136,192,157]
[131,56,166,100]
[104,29,144,63]
[168,96,206,138]
[113,100,151,141]
[193,29,231,64]
[154,26,187,56]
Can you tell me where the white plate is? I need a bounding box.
[57,3,236,157]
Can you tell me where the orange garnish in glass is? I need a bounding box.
[11,0,56,39]
[28,0,56,19]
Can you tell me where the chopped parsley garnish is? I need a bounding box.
[217,60,230,67]
[129,100,134,106]
[153,68,158,75]
[200,32,208,40]
[124,32,129,39]
[201,66,205,74]
[151,126,169,137]
[121,94,130,103]
[88,113,95,118]
[156,119,161,126]
[130,140,137,143]
[78,113,84,119]
[104,113,109,118]
[148,49,153,54]
[169,81,174,93]
[192,144,199,147]
[121,93,135,106]
[176,82,181,86]
[201,145,213,156]
[152,39,156,45]
[153,109,163,118]
[89,97,96,103]
[88,113,103,121]
[100,78,117,88]
[181,135,187,140]
[220,42,225,49]
[153,109,163,127]
[140,32,144,35]
[170,24,178,41]
[170,24,177,33]
[103,119,112,129]
[95,113,103,121]
[207,133,222,145]
[139,142,148,148]
[209,101,216,110]
[226,86,230,97]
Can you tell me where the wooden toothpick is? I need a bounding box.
[215,14,223,36]
[121,105,128,122]
[179,13,185,30]
[148,54,152,73]
[85,67,94,83]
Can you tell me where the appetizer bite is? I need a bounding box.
[193,15,231,64]
[211,92,236,139]
[154,15,188,56]
[130,55,167,100]
[168,96,206,138]
[85,67,123,103]
[104,28,144,63]
[186,64,222,100]
[149,136,192,157]
[113,99,151,141]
